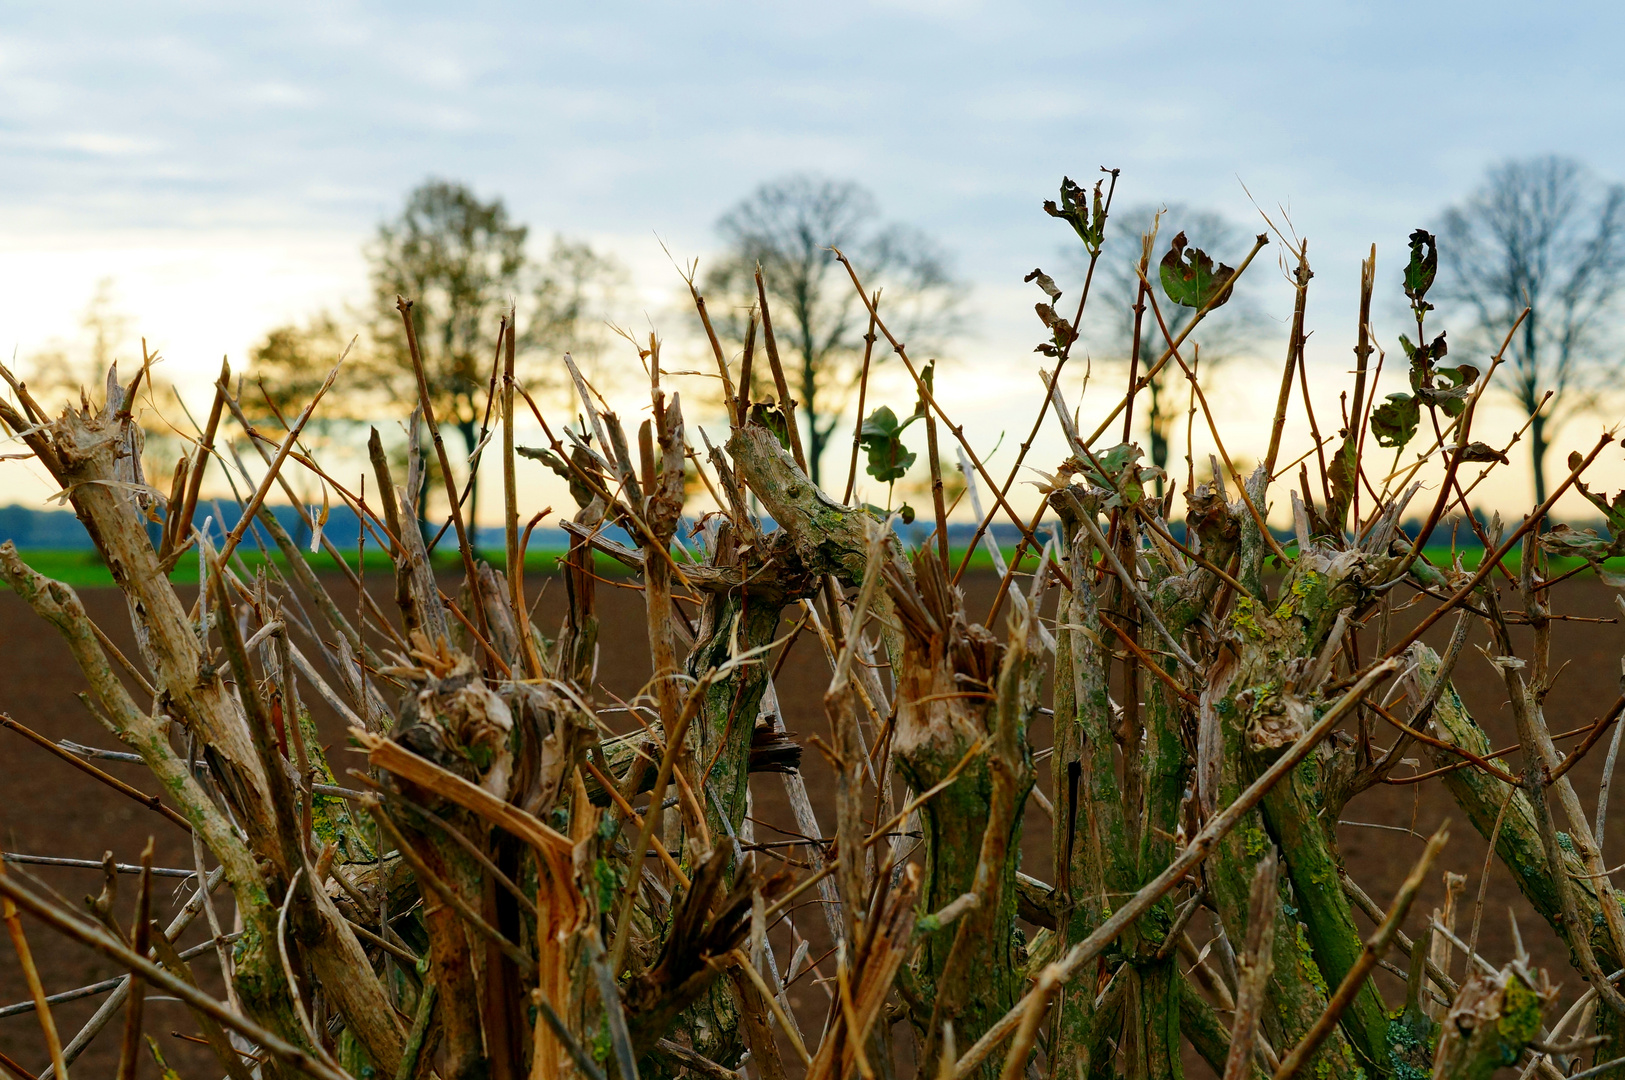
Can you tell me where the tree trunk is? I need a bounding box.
[460,417,480,557]
[1529,409,1548,507]
[1147,374,1170,498]
[802,345,824,489]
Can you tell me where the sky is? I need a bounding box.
[3,0,1625,519]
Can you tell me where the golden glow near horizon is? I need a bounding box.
[2,233,1619,532]
[5,3,1625,528]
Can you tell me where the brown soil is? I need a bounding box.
[1,570,1622,1076]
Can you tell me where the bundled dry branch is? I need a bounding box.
[2,174,1624,1080]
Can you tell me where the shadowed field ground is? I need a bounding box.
[2,568,1621,1077]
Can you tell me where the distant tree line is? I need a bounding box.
[20,157,1620,528]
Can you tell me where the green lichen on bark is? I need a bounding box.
[1415,642,1616,968]
[1431,966,1546,1080]
[889,550,1038,1076]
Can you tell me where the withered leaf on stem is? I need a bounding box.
[1159,230,1237,309]
[1404,227,1438,307]
[1023,267,1062,301]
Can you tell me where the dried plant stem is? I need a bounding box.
[1134,276,1288,563]
[733,949,814,1067]
[925,400,950,567]
[764,735,993,928]
[0,862,69,1080]
[1263,241,1312,480]
[359,731,570,853]
[609,680,704,974]
[995,962,1062,1080]
[844,294,881,504]
[139,928,260,1080]
[217,397,402,652]
[1366,700,1517,784]
[357,778,542,919]
[0,1048,39,1080]
[1599,706,1625,849]
[84,610,157,699]
[501,313,540,679]
[1081,232,1271,452]
[42,867,228,1079]
[113,840,153,1080]
[1272,826,1447,1080]
[1546,693,1625,785]
[954,660,1397,1076]
[1075,511,1198,673]
[1347,248,1376,527]
[1098,613,1200,705]
[952,168,1119,584]
[167,355,230,560]
[1391,308,1528,578]
[1377,433,1611,666]
[755,266,809,472]
[199,353,343,603]
[394,296,488,641]
[1224,853,1279,1080]
[688,279,739,416]
[580,756,689,887]
[0,934,239,1019]
[365,799,532,969]
[762,675,847,947]
[0,870,348,1080]
[833,247,1040,550]
[828,519,889,947]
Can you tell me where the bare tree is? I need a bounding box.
[1076,203,1270,483]
[24,277,135,407]
[1437,156,1625,502]
[257,238,623,414]
[705,173,966,488]
[362,182,625,536]
[368,179,529,539]
[524,233,629,380]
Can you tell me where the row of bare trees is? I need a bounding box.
[23,159,1622,515]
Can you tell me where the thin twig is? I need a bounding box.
[0,715,192,834]
[0,860,69,1080]
[0,870,351,1080]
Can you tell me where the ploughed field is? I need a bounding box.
[2,570,1622,1076]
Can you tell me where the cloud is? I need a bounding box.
[0,130,162,157]
[2,1,1624,513]
[243,81,318,107]
[54,132,163,156]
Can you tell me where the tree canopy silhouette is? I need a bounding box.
[704,173,965,488]
[1437,155,1625,502]
[369,179,529,479]
[249,180,626,539]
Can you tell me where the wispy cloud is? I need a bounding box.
[1,1,1622,449]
